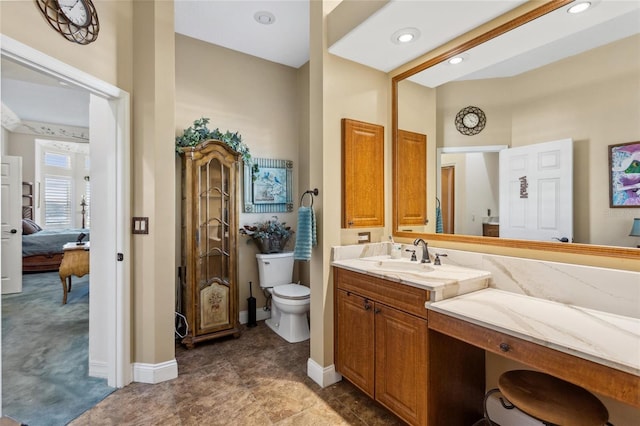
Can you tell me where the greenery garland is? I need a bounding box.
[175,117,259,176]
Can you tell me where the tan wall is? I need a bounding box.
[0,0,133,91]
[398,80,436,233]
[307,0,390,369]
[5,133,38,183]
[175,34,302,314]
[131,1,176,365]
[297,62,311,284]
[2,0,177,367]
[436,34,640,247]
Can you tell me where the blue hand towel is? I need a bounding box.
[435,206,444,233]
[294,206,317,261]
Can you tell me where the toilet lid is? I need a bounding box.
[273,284,310,300]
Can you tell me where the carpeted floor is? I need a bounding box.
[2,271,114,426]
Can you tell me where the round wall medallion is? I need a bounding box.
[455,106,486,136]
[35,0,99,45]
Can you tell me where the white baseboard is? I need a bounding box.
[239,308,271,324]
[307,358,342,388]
[89,360,108,379]
[132,359,178,384]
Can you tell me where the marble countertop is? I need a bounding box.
[430,288,640,376]
[331,256,491,301]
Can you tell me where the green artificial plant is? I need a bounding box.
[176,117,259,177]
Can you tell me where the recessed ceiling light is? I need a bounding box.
[254,11,275,25]
[391,28,420,44]
[567,2,591,14]
[448,57,464,65]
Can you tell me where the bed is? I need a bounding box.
[22,219,90,273]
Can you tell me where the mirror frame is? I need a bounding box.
[391,0,639,260]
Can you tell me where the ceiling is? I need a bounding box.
[2,0,639,130]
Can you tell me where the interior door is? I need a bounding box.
[440,165,455,234]
[499,139,573,242]
[1,156,23,294]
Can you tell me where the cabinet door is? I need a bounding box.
[341,118,384,228]
[195,155,233,335]
[375,304,428,426]
[335,289,375,397]
[396,130,427,228]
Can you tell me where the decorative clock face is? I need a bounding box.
[35,0,99,45]
[57,0,89,27]
[455,106,486,136]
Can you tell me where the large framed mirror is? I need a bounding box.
[392,0,640,259]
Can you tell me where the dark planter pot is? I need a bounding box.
[255,236,290,254]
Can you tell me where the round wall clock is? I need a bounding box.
[36,0,99,45]
[455,106,486,136]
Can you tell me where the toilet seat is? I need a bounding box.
[273,284,310,300]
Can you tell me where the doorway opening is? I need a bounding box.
[1,35,131,416]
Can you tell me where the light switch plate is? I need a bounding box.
[132,217,149,234]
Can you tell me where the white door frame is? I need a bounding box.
[1,35,131,389]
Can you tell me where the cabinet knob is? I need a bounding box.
[374,308,381,314]
[499,343,511,352]
[364,303,371,311]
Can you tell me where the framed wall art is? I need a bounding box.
[609,141,640,207]
[244,158,293,213]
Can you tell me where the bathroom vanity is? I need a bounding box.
[331,244,640,425]
[333,260,490,425]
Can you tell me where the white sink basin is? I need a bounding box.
[374,259,434,273]
[368,259,491,295]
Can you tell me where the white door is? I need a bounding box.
[1,156,23,294]
[499,139,573,242]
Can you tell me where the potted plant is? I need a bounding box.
[240,216,294,254]
[175,117,259,178]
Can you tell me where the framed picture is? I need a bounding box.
[609,141,640,207]
[244,158,293,213]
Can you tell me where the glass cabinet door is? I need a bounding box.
[196,157,231,332]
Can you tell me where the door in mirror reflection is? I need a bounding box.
[499,139,573,242]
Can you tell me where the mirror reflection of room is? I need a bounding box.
[396,9,640,247]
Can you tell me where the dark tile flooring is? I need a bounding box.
[70,322,405,425]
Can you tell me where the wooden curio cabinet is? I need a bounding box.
[179,140,241,348]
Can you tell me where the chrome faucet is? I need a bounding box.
[413,238,430,263]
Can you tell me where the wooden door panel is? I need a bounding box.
[397,130,427,227]
[336,289,375,397]
[375,304,428,426]
[342,119,385,228]
[440,165,455,234]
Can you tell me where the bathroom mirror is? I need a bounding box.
[392,0,640,258]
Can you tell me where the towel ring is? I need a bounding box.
[300,188,319,208]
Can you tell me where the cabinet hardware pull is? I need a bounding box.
[364,303,371,310]
[374,308,381,314]
[499,343,511,352]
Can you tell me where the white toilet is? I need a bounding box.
[257,252,310,343]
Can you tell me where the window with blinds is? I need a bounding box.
[37,141,90,230]
[44,176,72,227]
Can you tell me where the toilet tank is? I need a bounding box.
[256,252,294,288]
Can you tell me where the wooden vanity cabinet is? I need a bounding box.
[335,268,429,425]
[334,268,485,425]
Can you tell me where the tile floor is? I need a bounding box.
[70,322,405,425]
